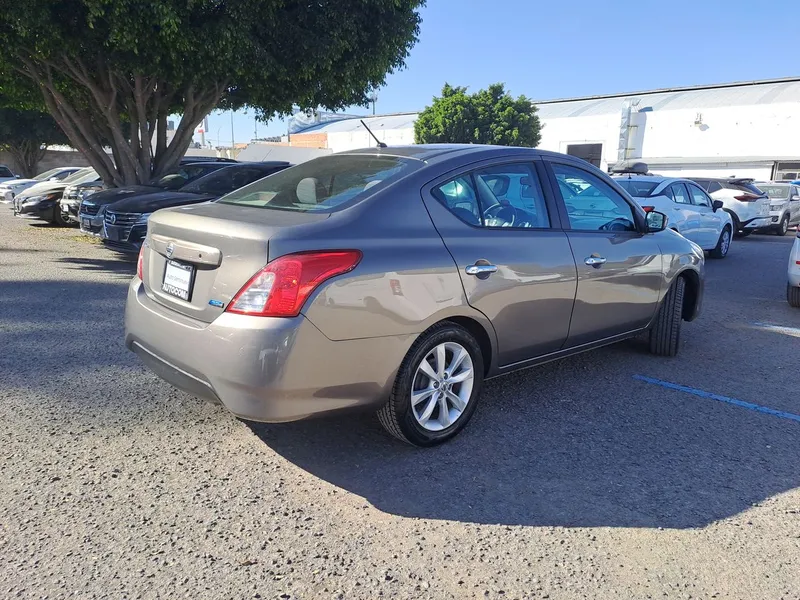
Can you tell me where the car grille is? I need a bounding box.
[81,201,100,216]
[105,211,140,227]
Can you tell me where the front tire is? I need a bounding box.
[709,226,731,259]
[52,202,68,227]
[649,277,686,357]
[776,215,789,236]
[377,322,484,447]
[788,284,800,308]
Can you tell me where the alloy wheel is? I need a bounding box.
[411,342,474,431]
[721,229,731,255]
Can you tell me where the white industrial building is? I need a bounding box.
[286,77,800,181]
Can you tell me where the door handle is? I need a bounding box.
[584,256,607,267]
[673,207,681,211]
[465,263,498,276]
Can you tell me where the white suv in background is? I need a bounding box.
[755,182,800,236]
[614,171,733,258]
[689,177,771,236]
[788,226,800,307]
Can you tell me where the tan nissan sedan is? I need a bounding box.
[125,145,704,446]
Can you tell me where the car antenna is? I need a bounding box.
[360,119,387,148]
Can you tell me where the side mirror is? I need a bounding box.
[646,210,668,232]
[712,200,724,211]
[791,195,799,202]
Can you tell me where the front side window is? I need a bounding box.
[688,184,711,207]
[552,163,637,232]
[219,155,416,212]
[670,183,691,205]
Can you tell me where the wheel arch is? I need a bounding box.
[441,316,495,376]
[677,268,701,321]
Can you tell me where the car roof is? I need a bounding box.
[336,144,574,168]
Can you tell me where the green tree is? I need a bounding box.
[0,0,424,186]
[414,83,541,147]
[0,108,71,177]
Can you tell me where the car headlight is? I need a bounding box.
[79,189,97,200]
[136,213,152,224]
[22,195,43,204]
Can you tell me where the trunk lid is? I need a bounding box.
[142,202,329,322]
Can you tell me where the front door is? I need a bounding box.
[545,160,662,347]
[422,160,578,366]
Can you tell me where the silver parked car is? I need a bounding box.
[125,145,705,446]
[754,182,800,236]
[689,177,771,236]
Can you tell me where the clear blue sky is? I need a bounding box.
[201,0,793,146]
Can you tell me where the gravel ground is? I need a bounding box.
[1,210,799,600]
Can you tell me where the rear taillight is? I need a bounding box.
[227,250,362,317]
[137,245,144,280]
[734,194,760,202]
[641,205,655,213]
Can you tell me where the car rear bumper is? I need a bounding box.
[742,216,773,229]
[124,278,410,422]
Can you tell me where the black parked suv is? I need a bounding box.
[79,161,232,236]
[102,162,291,253]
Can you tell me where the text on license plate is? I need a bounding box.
[162,260,195,301]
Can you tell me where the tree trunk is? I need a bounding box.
[7,140,46,178]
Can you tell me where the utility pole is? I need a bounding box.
[254,117,258,141]
[230,110,235,155]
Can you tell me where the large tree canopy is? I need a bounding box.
[0,108,70,177]
[414,83,541,148]
[0,0,424,186]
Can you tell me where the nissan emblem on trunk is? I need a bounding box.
[166,242,175,259]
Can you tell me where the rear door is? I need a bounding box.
[544,159,661,347]
[421,159,577,366]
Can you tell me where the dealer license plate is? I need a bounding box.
[161,260,195,301]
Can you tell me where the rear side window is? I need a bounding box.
[432,163,550,229]
[707,181,722,193]
[670,183,691,205]
[218,155,416,212]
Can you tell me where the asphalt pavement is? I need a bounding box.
[1,210,799,600]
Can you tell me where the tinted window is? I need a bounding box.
[615,179,659,197]
[473,163,550,228]
[219,156,415,212]
[0,166,14,177]
[183,166,279,196]
[433,175,481,226]
[688,184,711,207]
[553,163,636,232]
[671,183,691,205]
[707,181,722,193]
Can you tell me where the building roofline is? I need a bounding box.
[532,76,800,105]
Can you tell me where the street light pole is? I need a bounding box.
[230,110,235,156]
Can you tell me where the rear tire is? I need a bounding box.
[776,215,789,236]
[709,226,731,259]
[377,322,484,447]
[649,277,686,357]
[788,284,800,308]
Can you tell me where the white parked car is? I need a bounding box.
[788,226,800,307]
[689,177,771,236]
[755,181,800,236]
[614,172,734,258]
[0,164,19,185]
[0,167,83,203]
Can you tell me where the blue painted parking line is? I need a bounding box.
[632,375,800,424]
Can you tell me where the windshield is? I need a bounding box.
[615,179,659,197]
[180,165,278,195]
[62,168,95,184]
[218,155,416,212]
[759,185,790,199]
[34,168,61,181]
[0,166,14,177]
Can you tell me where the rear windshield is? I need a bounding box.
[721,181,765,195]
[615,179,659,197]
[218,155,416,212]
[758,185,789,199]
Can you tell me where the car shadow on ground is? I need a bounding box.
[247,344,800,530]
[56,256,137,277]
